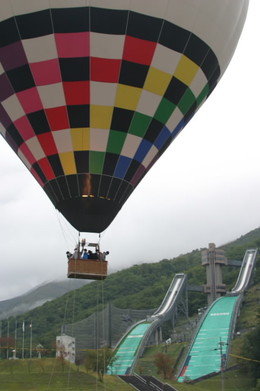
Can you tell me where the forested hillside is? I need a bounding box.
[1,227,260,355]
[0,280,88,320]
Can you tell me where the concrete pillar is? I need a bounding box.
[202,243,227,305]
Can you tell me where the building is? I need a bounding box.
[56,334,75,364]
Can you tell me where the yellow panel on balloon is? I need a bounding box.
[71,128,90,151]
[59,152,77,175]
[115,84,142,111]
[90,105,113,129]
[174,55,199,86]
[144,67,172,96]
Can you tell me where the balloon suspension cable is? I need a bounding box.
[77,232,81,253]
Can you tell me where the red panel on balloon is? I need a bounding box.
[46,106,70,131]
[90,58,121,82]
[37,133,58,156]
[123,36,156,65]
[14,116,35,141]
[30,59,62,86]
[19,142,37,165]
[55,32,90,58]
[38,157,56,180]
[17,88,43,113]
[63,81,90,105]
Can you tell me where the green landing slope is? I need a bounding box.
[107,322,151,375]
[178,295,239,382]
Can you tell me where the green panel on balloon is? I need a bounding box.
[155,98,176,124]
[107,130,127,154]
[178,89,196,115]
[89,152,105,175]
[197,85,210,107]
[128,113,151,138]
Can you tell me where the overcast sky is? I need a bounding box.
[0,1,259,301]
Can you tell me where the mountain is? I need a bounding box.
[1,227,259,351]
[0,279,88,320]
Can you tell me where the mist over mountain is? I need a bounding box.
[0,279,88,320]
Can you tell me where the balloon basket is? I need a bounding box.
[67,259,107,280]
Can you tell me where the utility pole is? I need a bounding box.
[0,321,2,359]
[7,320,9,359]
[215,337,227,391]
[14,320,17,355]
[22,321,25,359]
[29,321,33,359]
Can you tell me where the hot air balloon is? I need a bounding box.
[0,1,248,235]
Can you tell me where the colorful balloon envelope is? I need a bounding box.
[0,0,248,232]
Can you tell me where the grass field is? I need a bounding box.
[0,353,254,391]
[0,358,133,391]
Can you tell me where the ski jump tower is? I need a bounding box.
[202,243,227,305]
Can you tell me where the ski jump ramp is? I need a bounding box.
[177,248,258,382]
[107,273,187,375]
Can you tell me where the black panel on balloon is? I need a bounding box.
[127,11,162,41]
[99,175,111,198]
[66,175,80,197]
[164,77,187,104]
[5,131,19,153]
[160,21,190,53]
[0,18,20,47]
[55,195,122,232]
[107,177,123,200]
[32,162,47,183]
[145,119,163,143]
[52,7,89,33]
[111,108,134,132]
[208,67,220,91]
[184,34,209,66]
[44,182,59,204]
[28,111,51,135]
[7,65,35,92]
[125,160,141,182]
[16,10,52,39]
[67,105,89,128]
[74,151,89,173]
[115,181,131,204]
[201,50,220,86]
[59,58,90,81]
[103,153,119,176]
[91,7,128,34]
[56,176,71,199]
[48,155,64,177]
[119,61,149,88]
[6,124,24,148]
[49,179,64,202]
[158,137,172,156]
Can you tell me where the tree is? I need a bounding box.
[85,348,116,382]
[242,325,260,382]
[56,341,67,371]
[154,352,175,379]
